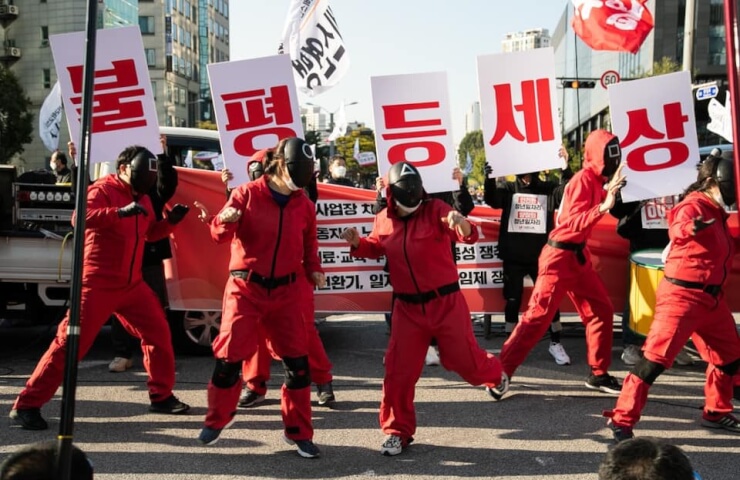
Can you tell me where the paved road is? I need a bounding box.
[0,315,738,479]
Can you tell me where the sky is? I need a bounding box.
[230,0,572,144]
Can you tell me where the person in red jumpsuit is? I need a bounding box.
[604,155,740,442]
[198,138,325,459]
[9,146,192,431]
[223,149,335,408]
[340,161,504,457]
[489,129,627,400]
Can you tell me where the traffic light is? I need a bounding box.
[562,80,596,89]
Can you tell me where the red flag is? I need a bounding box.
[571,0,654,54]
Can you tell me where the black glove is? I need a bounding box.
[692,216,715,235]
[118,202,148,218]
[167,204,190,225]
[484,162,493,176]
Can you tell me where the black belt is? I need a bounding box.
[665,276,722,297]
[231,270,297,289]
[393,282,460,305]
[547,239,587,265]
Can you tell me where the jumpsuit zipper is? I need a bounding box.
[128,213,139,284]
[401,219,425,315]
[266,205,286,297]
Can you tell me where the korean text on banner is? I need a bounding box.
[49,25,161,164]
[370,71,458,194]
[208,55,304,189]
[571,0,654,54]
[608,71,699,202]
[280,0,350,97]
[39,80,63,153]
[477,48,563,178]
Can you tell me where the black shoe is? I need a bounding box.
[238,388,266,408]
[608,420,634,443]
[9,408,48,430]
[149,394,190,414]
[585,374,622,394]
[283,435,321,458]
[486,373,510,401]
[317,382,335,406]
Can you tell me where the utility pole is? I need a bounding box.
[682,0,696,77]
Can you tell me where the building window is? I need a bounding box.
[223,1,228,18]
[41,26,49,46]
[139,16,155,35]
[145,48,156,67]
[151,81,157,100]
[708,0,726,66]
[42,69,51,89]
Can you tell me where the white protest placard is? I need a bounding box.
[371,71,458,194]
[477,48,563,177]
[608,71,699,202]
[640,196,677,230]
[49,26,161,163]
[357,151,376,166]
[508,193,547,234]
[208,55,304,188]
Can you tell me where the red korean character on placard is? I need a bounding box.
[221,85,297,157]
[381,102,447,167]
[67,59,147,133]
[489,78,555,146]
[620,102,690,172]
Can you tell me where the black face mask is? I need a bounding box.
[283,138,314,189]
[248,161,264,181]
[602,138,621,178]
[714,157,736,206]
[388,162,423,208]
[129,148,157,194]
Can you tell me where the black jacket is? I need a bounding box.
[327,176,355,187]
[484,170,570,263]
[609,195,669,253]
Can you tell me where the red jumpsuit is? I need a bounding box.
[499,129,616,378]
[13,174,178,410]
[204,176,323,441]
[606,192,740,428]
[351,196,503,442]
[241,270,333,395]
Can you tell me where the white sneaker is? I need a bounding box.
[548,342,571,366]
[424,346,440,366]
[621,345,642,366]
[108,357,133,373]
[674,348,695,366]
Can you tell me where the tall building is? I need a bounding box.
[502,28,551,53]
[301,105,330,132]
[554,0,729,148]
[465,101,481,134]
[0,0,229,170]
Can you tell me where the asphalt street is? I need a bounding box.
[0,314,738,480]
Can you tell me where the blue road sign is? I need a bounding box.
[696,84,719,100]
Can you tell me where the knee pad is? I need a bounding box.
[718,357,740,377]
[283,355,311,390]
[633,357,666,385]
[211,360,241,389]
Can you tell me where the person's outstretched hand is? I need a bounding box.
[118,202,147,218]
[692,216,715,235]
[340,227,360,248]
[167,204,190,225]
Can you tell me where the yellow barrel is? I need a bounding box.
[628,249,665,337]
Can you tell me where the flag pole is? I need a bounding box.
[723,0,740,208]
[56,0,97,478]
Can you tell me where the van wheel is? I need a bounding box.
[167,310,220,356]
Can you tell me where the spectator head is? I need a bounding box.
[0,440,94,480]
[598,437,694,480]
[49,151,68,172]
[329,155,347,179]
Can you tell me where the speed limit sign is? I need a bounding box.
[600,70,621,89]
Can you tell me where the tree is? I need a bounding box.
[457,130,486,186]
[333,127,378,186]
[0,66,33,164]
[633,56,683,79]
